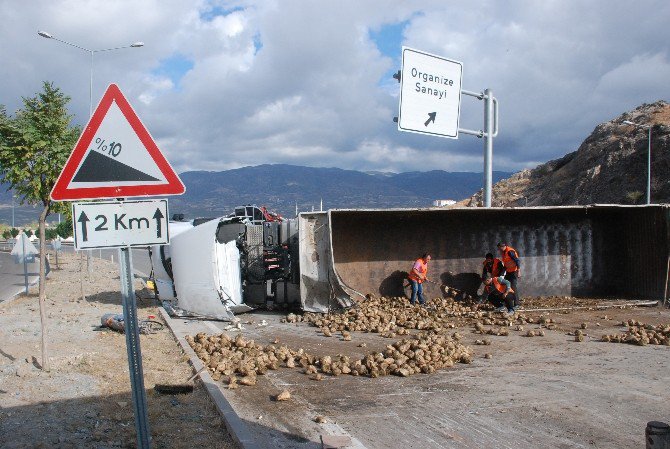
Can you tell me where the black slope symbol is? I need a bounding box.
[72,151,160,182]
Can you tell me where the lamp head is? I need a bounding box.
[130,42,144,48]
[38,30,53,39]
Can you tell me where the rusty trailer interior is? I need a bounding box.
[299,205,670,312]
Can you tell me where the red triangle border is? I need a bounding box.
[50,84,185,201]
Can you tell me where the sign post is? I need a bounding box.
[51,83,185,449]
[22,237,28,294]
[51,238,62,269]
[11,233,38,294]
[119,246,151,447]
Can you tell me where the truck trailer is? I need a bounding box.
[150,204,670,320]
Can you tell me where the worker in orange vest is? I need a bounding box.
[497,242,521,310]
[481,252,505,281]
[483,275,516,313]
[407,253,431,305]
[478,252,506,302]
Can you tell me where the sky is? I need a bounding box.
[1,0,669,174]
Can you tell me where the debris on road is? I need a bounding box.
[601,321,670,345]
[275,390,291,401]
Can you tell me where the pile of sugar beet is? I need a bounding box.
[186,294,552,386]
[601,319,670,346]
[186,294,669,387]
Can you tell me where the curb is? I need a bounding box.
[157,308,262,449]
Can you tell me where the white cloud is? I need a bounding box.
[1,0,669,175]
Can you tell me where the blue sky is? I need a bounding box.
[1,0,669,174]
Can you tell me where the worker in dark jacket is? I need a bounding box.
[483,275,516,313]
[497,242,521,310]
[408,253,431,305]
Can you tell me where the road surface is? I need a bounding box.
[0,251,39,303]
[58,243,153,277]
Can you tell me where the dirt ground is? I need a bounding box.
[170,295,670,449]
[0,253,235,449]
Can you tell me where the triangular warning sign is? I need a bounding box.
[51,84,185,201]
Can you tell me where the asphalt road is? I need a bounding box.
[0,251,40,303]
[57,243,153,277]
[0,241,154,303]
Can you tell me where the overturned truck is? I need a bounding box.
[151,204,670,320]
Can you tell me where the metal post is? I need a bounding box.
[11,195,15,228]
[22,236,28,294]
[483,88,494,207]
[647,125,652,205]
[89,51,93,118]
[119,247,151,448]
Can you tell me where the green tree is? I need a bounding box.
[23,228,33,238]
[10,227,19,238]
[2,230,10,239]
[45,228,58,240]
[55,214,73,238]
[0,82,80,371]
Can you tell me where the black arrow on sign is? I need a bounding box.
[153,208,165,238]
[77,211,90,242]
[424,112,437,127]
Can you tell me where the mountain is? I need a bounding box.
[461,101,670,207]
[0,166,511,225]
[168,165,512,218]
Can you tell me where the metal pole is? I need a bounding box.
[119,247,151,448]
[89,51,93,117]
[647,125,651,205]
[483,88,494,207]
[22,236,28,294]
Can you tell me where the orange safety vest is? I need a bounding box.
[408,258,428,283]
[492,276,514,294]
[501,246,519,273]
[483,258,504,277]
[484,277,514,294]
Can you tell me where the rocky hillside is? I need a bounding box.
[462,101,670,207]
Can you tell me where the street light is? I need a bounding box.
[511,193,527,207]
[622,120,652,204]
[37,30,144,117]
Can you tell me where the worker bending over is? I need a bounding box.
[483,275,517,314]
[497,242,521,308]
[481,252,505,281]
[408,253,431,305]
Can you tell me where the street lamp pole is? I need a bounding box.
[646,125,651,205]
[37,31,144,117]
[623,120,652,204]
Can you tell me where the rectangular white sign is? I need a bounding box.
[72,199,169,250]
[398,47,463,139]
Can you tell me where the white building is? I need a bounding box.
[432,199,457,207]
